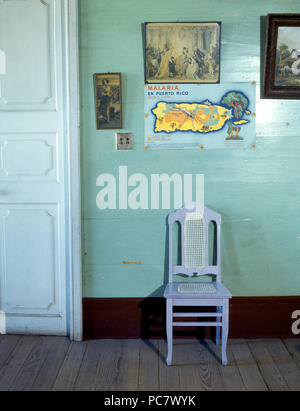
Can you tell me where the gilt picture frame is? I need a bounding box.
[93,73,122,129]
[144,22,221,84]
[263,14,300,99]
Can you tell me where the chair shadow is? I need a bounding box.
[138,215,169,341]
[140,338,166,363]
[138,216,170,363]
[139,287,166,341]
[199,339,221,363]
[139,338,221,366]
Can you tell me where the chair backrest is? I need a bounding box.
[168,205,221,283]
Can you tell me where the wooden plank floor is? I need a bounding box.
[0,336,299,391]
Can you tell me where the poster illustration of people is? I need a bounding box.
[144,83,256,149]
[145,22,221,84]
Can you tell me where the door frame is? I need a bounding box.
[65,0,82,341]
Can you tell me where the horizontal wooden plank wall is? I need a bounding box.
[83,296,300,340]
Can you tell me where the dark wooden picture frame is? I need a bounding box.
[144,22,221,84]
[263,14,300,99]
[93,73,122,129]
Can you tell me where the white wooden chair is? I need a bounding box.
[164,204,232,366]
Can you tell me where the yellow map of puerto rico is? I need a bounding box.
[152,101,232,134]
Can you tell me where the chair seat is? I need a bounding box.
[164,282,232,299]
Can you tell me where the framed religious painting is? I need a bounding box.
[93,73,122,129]
[144,22,221,84]
[264,14,300,99]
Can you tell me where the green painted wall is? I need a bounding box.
[80,0,300,298]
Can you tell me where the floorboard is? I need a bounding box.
[283,339,300,370]
[158,339,181,390]
[74,340,104,391]
[265,339,300,391]
[31,337,71,391]
[206,341,246,391]
[199,340,225,391]
[10,337,51,391]
[95,339,123,391]
[114,340,140,391]
[138,340,160,391]
[52,341,87,391]
[0,336,38,391]
[177,340,206,391]
[0,336,298,391]
[231,339,269,391]
[248,340,290,391]
[0,335,21,370]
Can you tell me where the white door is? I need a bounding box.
[0,0,70,335]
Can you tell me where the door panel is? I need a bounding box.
[0,0,57,110]
[1,206,57,311]
[0,0,68,335]
[0,133,58,180]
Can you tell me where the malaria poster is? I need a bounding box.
[144,83,256,149]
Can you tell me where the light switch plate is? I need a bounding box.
[116,133,133,150]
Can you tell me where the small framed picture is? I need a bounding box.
[263,14,300,99]
[93,73,122,129]
[144,22,221,84]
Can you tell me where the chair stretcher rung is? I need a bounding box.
[173,313,222,318]
[173,322,223,327]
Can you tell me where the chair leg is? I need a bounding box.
[216,306,221,346]
[221,299,229,366]
[166,299,173,365]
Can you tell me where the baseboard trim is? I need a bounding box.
[83,296,300,340]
